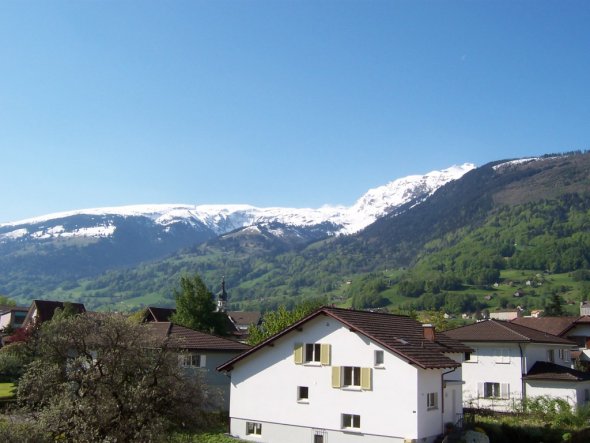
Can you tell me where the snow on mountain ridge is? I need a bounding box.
[0,164,475,240]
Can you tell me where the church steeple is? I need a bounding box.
[216,276,228,312]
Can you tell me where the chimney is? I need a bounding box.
[423,323,435,342]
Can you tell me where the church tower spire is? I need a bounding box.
[216,276,228,312]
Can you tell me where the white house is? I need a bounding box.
[445,319,590,412]
[145,322,250,411]
[217,307,471,443]
[511,315,590,366]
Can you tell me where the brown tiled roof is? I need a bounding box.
[510,316,580,336]
[524,361,590,382]
[145,322,250,352]
[145,306,176,322]
[445,319,576,345]
[227,311,261,327]
[218,307,469,371]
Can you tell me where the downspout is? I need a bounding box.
[441,367,457,432]
[518,343,526,405]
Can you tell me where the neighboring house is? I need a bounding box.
[580,301,590,316]
[445,320,588,412]
[227,311,262,342]
[142,306,176,322]
[489,309,521,321]
[511,315,590,366]
[145,321,250,411]
[218,307,471,443]
[21,300,86,330]
[0,306,28,331]
[142,305,260,342]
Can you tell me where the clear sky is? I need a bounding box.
[1,1,588,223]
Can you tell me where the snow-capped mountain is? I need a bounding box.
[0,163,475,243]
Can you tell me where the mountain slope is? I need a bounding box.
[0,164,473,302]
[19,152,590,312]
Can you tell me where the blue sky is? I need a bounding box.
[1,1,589,223]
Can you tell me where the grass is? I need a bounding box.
[0,383,15,399]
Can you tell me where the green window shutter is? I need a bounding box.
[360,367,372,390]
[294,343,303,364]
[320,344,331,366]
[332,366,341,388]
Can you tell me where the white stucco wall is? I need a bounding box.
[462,342,578,412]
[225,314,450,443]
[461,343,523,411]
[525,380,590,408]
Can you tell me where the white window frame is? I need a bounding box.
[547,349,555,363]
[341,413,361,430]
[480,382,510,399]
[246,421,262,435]
[374,350,384,367]
[305,343,321,363]
[558,348,571,362]
[495,348,510,364]
[343,366,361,387]
[179,353,205,368]
[427,392,438,410]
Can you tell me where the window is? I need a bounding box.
[305,343,321,363]
[427,392,438,410]
[342,413,360,429]
[343,366,361,387]
[332,366,372,390]
[374,350,384,367]
[480,382,510,399]
[246,422,262,435]
[313,429,327,443]
[293,343,331,365]
[496,348,510,364]
[558,348,571,362]
[547,349,555,363]
[465,349,478,363]
[297,386,309,402]
[179,353,205,368]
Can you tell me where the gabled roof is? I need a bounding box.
[445,319,576,345]
[511,316,590,337]
[524,361,590,382]
[227,311,261,327]
[218,307,470,371]
[23,300,86,328]
[144,306,176,322]
[145,322,250,352]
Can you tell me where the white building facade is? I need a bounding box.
[446,319,589,412]
[218,307,470,443]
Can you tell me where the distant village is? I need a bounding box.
[2,279,590,443]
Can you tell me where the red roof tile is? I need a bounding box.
[445,319,576,345]
[145,322,250,352]
[510,316,581,336]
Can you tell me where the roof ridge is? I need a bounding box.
[491,319,532,341]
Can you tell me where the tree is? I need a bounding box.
[170,274,226,335]
[545,293,565,316]
[16,312,209,442]
[247,298,325,345]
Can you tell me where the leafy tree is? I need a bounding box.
[545,293,565,316]
[247,298,325,345]
[0,295,16,307]
[16,312,209,442]
[170,274,226,335]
